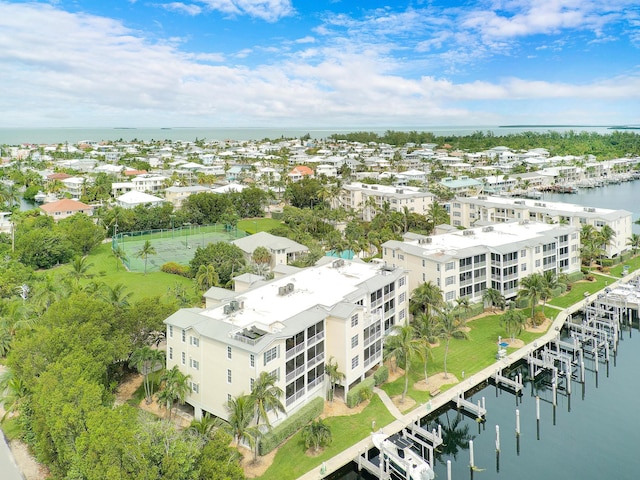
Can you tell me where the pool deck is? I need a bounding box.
[296,269,640,480]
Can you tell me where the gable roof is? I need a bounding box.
[231,231,309,255]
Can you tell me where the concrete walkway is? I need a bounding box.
[372,387,403,420]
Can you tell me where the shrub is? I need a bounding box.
[259,397,324,455]
[160,262,190,277]
[514,297,529,309]
[532,311,546,327]
[346,377,375,408]
[373,366,389,386]
[600,258,614,267]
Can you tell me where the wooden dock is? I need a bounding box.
[296,269,640,480]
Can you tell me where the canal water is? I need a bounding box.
[542,179,640,234]
[329,325,640,480]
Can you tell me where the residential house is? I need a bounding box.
[39,198,94,221]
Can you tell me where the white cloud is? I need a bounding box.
[200,0,294,22]
[295,36,316,44]
[160,2,203,15]
[0,2,638,127]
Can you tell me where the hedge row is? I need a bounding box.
[346,377,375,408]
[258,396,324,455]
[160,262,190,277]
[373,365,388,386]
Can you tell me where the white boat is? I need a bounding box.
[372,433,435,480]
[34,191,47,203]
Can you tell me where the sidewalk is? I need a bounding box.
[372,387,403,420]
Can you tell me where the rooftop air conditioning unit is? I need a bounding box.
[223,304,232,315]
[278,286,287,296]
[287,283,294,292]
[230,300,239,311]
[463,230,474,236]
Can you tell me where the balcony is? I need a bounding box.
[285,389,306,407]
[307,352,325,369]
[286,342,305,360]
[306,331,325,347]
[285,365,305,383]
[307,376,323,391]
[364,352,381,368]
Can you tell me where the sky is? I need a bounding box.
[0,0,639,128]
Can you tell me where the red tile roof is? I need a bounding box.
[47,172,72,180]
[39,198,93,213]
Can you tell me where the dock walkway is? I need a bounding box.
[296,269,640,480]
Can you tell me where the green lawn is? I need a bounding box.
[237,217,283,234]
[258,395,395,480]
[44,243,195,302]
[548,273,610,308]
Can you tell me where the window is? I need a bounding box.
[535,246,541,254]
[351,355,359,369]
[181,329,186,343]
[264,346,278,365]
[351,314,359,328]
[169,325,173,338]
[445,276,455,286]
[399,292,406,304]
[250,354,255,367]
[169,347,173,360]
[191,359,199,370]
[227,394,232,402]
[191,382,199,393]
[535,259,541,267]
[399,276,406,287]
[399,309,406,321]
[351,335,359,348]
[445,291,455,301]
[190,336,199,347]
[227,369,232,384]
[521,250,526,257]
[270,368,280,381]
[250,378,254,390]
[181,351,186,365]
[227,346,232,359]
[398,254,404,260]
[521,263,527,272]
[446,262,455,271]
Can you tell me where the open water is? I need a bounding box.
[0,125,623,145]
[329,323,640,480]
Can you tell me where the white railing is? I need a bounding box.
[286,365,305,383]
[286,342,305,360]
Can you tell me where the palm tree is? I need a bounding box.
[626,233,640,255]
[0,369,28,421]
[410,281,444,318]
[482,288,505,313]
[324,356,345,403]
[598,224,616,260]
[69,255,94,287]
[437,304,469,379]
[416,338,433,385]
[541,270,559,309]
[454,297,472,320]
[157,365,190,418]
[500,309,527,342]
[225,393,257,447]
[188,412,222,440]
[302,419,332,453]
[426,201,449,233]
[101,283,133,309]
[130,346,165,404]
[252,246,272,266]
[383,323,421,403]
[517,273,546,322]
[136,240,157,275]
[30,274,64,313]
[250,371,285,428]
[113,245,128,271]
[196,264,219,292]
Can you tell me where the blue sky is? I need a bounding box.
[0,0,639,128]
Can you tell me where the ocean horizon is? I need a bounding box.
[0,125,628,145]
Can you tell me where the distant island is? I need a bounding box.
[499,124,608,128]
[608,126,640,130]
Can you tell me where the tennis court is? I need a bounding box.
[112,224,249,273]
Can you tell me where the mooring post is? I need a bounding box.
[536,396,540,420]
[447,460,452,480]
[516,409,520,435]
[495,425,500,452]
[469,440,475,468]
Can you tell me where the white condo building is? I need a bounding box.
[164,258,408,423]
[382,221,581,303]
[334,182,435,221]
[449,195,631,258]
